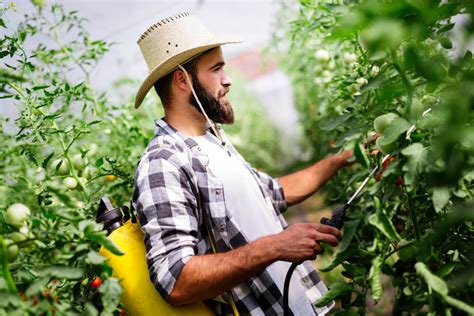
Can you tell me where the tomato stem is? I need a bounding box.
[0,237,18,294]
[390,50,414,109]
[405,189,421,241]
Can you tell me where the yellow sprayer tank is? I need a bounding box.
[99,219,212,315]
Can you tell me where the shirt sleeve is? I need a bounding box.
[133,150,199,301]
[250,167,288,214]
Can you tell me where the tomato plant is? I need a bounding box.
[275,0,473,314]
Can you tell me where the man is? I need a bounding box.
[132,13,352,315]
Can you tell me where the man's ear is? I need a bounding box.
[172,69,191,92]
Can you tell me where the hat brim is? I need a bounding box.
[135,36,243,109]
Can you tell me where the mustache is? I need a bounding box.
[219,87,230,97]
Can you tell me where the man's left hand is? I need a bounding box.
[336,150,355,167]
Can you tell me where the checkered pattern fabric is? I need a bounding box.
[132,118,333,315]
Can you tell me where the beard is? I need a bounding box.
[188,76,234,125]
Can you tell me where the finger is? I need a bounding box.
[314,243,323,253]
[312,224,342,239]
[315,233,340,247]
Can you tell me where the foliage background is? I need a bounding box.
[273,0,474,314]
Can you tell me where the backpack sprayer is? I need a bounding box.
[96,197,213,315]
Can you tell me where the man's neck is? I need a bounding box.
[164,102,207,137]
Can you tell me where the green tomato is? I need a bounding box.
[373,113,399,134]
[376,137,399,154]
[71,154,86,171]
[10,231,33,248]
[10,232,27,243]
[5,203,31,228]
[85,143,98,157]
[51,158,70,175]
[82,166,94,179]
[398,244,417,262]
[4,239,19,261]
[63,177,78,190]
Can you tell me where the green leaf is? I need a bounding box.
[99,278,123,315]
[368,199,401,242]
[32,85,50,91]
[320,113,352,131]
[415,262,449,296]
[320,247,358,272]
[315,281,352,307]
[432,187,450,213]
[95,157,104,168]
[401,143,428,175]
[379,117,411,146]
[86,250,107,265]
[320,218,361,271]
[368,256,384,302]
[25,277,49,297]
[354,142,370,168]
[338,218,360,253]
[86,231,124,256]
[84,302,99,316]
[38,266,83,279]
[0,293,22,308]
[42,151,55,169]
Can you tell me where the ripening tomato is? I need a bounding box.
[373,113,399,134]
[105,175,117,182]
[91,277,102,288]
[5,203,31,228]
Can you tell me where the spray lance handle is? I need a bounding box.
[320,204,349,230]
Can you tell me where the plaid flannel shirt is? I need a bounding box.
[132,118,333,315]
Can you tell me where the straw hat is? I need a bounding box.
[135,12,242,109]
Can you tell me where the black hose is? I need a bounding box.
[282,204,348,316]
[283,262,298,316]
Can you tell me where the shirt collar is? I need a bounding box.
[154,117,200,149]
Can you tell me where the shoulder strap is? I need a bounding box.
[203,210,240,316]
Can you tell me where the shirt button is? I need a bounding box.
[219,223,225,230]
[197,147,202,151]
[215,189,221,195]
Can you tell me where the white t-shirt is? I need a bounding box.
[193,132,317,315]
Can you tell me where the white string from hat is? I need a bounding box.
[177,64,232,156]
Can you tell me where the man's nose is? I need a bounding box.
[222,73,232,87]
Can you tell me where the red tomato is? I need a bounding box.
[91,277,102,288]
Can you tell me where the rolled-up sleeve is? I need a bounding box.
[133,150,199,301]
[251,168,287,214]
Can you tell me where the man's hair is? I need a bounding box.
[153,48,213,106]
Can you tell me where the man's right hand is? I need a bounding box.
[271,223,341,263]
